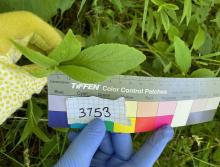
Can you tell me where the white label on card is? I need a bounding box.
[66,96,130,125]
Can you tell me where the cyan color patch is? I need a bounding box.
[70,123,86,129]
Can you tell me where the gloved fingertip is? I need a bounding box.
[128,125,174,167]
[157,125,174,140]
[67,119,106,142]
[85,118,106,134]
[144,125,174,149]
[55,119,106,167]
[68,131,78,141]
[111,133,133,161]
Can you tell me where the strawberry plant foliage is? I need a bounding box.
[57,65,107,83]
[48,30,81,63]
[63,43,146,75]
[13,30,146,83]
[12,41,59,68]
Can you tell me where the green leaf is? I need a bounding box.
[63,44,146,76]
[41,137,59,157]
[174,36,191,74]
[168,25,180,41]
[146,9,155,40]
[16,121,33,147]
[12,41,58,68]
[109,0,124,13]
[77,0,87,17]
[192,26,205,50]
[160,10,170,32]
[141,0,150,38]
[154,12,162,38]
[215,9,220,28]
[151,0,164,6]
[58,65,107,83]
[17,100,49,145]
[180,0,192,25]
[166,10,178,23]
[158,4,179,11]
[191,68,215,77]
[153,41,169,52]
[199,33,213,55]
[28,68,53,78]
[54,128,69,133]
[213,149,220,162]
[163,62,172,73]
[0,0,74,21]
[33,126,51,142]
[129,15,138,37]
[22,64,54,77]
[152,0,179,12]
[48,30,81,64]
[30,100,50,142]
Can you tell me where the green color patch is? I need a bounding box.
[104,121,114,131]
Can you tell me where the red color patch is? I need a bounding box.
[135,117,156,132]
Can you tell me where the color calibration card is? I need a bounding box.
[48,73,220,133]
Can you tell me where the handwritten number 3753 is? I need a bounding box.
[79,107,111,118]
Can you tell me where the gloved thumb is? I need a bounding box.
[128,125,174,167]
[54,119,106,167]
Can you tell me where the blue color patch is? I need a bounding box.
[48,111,69,128]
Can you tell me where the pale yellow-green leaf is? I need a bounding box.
[65,44,146,76]
[141,0,150,38]
[174,36,191,74]
[146,9,155,40]
[180,0,192,25]
[48,29,81,63]
[192,27,205,50]
[58,65,108,83]
[160,10,170,32]
[191,68,215,77]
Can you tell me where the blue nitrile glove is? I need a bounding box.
[54,119,174,167]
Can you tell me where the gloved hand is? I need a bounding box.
[55,119,174,167]
[0,11,62,124]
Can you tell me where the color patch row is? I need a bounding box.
[48,95,220,116]
[126,97,220,118]
[48,96,220,133]
[48,108,217,133]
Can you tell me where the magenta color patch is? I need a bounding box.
[155,115,173,129]
[157,101,177,116]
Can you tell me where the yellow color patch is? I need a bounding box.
[114,118,136,133]
[125,101,137,118]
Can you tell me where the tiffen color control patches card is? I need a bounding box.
[48,73,220,133]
